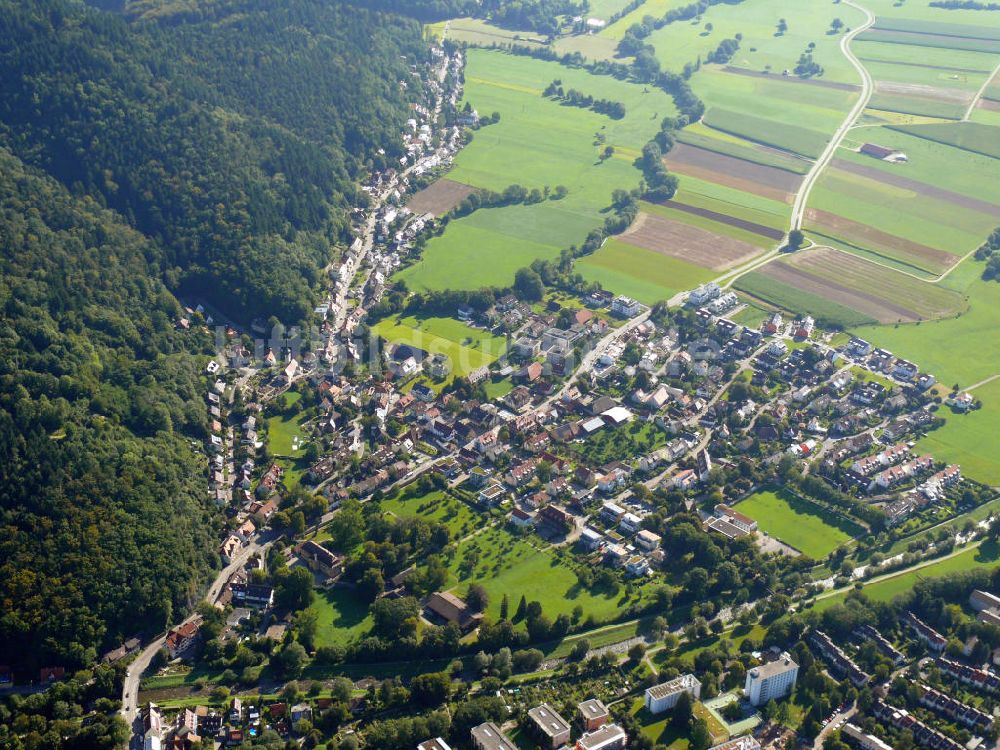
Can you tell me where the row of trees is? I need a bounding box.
[543,79,627,119]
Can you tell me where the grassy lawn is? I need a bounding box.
[576,238,716,306]
[267,391,307,457]
[372,313,505,379]
[308,587,373,648]
[813,541,1000,612]
[735,487,864,559]
[379,486,486,539]
[396,48,678,291]
[916,379,1000,486]
[567,418,670,464]
[446,526,653,625]
[630,699,690,749]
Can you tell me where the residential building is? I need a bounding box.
[425,591,483,633]
[297,540,343,580]
[969,589,1000,613]
[471,722,517,750]
[644,674,701,714]
[709,738,761,750]
[872,700,962,750]
[165,621,201,659]
[230,582,274,609]
[905,611,947,652]
[418,740,453,750]
[636,529,661,551]
[527,703,572,749]
[577,699,610,732]
[575,723,627,750]
[853,625,905,665]
[840,723,893,750]
[611,296,641,317]
[808,630,870,686]
[916,682,992,733]
[714,504,757,534]
[745,653,798,706]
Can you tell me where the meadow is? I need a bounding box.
[379,486,486,539]
[576,237,716,305]
[890,122,1000,161]
[735,487,865,559]
[372,314,505,378]
[915,379,1000,486]
[309,587,374,648]
[734,272,878,329]
[676,124,812,174]
[396,48,677,291]
[266,391,307,457]
[644,0,866,83]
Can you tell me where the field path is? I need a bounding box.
[967,373,1000,392]
[964,59,1000,121]
[789,0,875,233]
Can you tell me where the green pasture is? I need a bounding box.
[916,378,1000,486]
[866,92,965,120]
[734,272,877,329]
[372,313,504,377]
[600,0,692,40]
[431,17,547,47]
[396,48,677,290]
[576,238,716,305]
[971,107,1000,128]
[866,7,1000,36]
[855,260,1000,388]
[734,487,865,559]
[854,39,999,78]
[676,125,812,174]
[446,526,654,624]
[672,183,791,231]
[703,107,832,158]
[858,28,1000,56]
[266,391,307,456]
[645,0,866,83]
[889,121,1000,161]
[814,541,1000,612]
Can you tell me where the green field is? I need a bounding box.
[309,587,374,648]
[671,183,791,230]
[855,260,1000,387]
[267,391,307,456]
[735,272,877,329]
[395,48,678,291]
[889,121,1000,160]
[379,486,486,539]
[644,0,866,83]
[814,541,1000,612]
[576,237,716,305]
[735,487,865,559]
[916,378,1000,486]
[372,314,505,378]
[701,107,826,159]
[677,125,812,174]
[446,526,653,624]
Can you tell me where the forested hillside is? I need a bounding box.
[0,0,430,678]
[0,0,427,322]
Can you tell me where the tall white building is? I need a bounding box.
[644,673,702,714]
[745,653,799,706]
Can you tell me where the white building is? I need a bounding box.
[576,723,627,750]
[612,296,641,318]
[745,653,799,706]
[644,673,701,713]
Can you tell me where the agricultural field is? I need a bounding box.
[854,260,1000,388]
[645,0,866,83]
[734,487,865,559]
[889,121,1000,161]
[395,48,677,291]
[405,178,476,216]
[427,17,547,47]
[372,314,505,379]
[916,378,1000,487]
[665,141,805,204]
[577,238,716,305]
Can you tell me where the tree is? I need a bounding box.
[831,17,844,31]
[690,718,713,750]
[672,690,694,730]
[514,267,544,302]
[466,584,489,613]
[275,567,314,611]
[515,595,527,620]
[786,228,804,250]
[358,568,385,603]
[295,609,319,652]
[272,641,308,678]
[410,671,452,707]
[500,593,509,620]
[777,18,788,34]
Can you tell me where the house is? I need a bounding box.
[745,652,798,706]
[611,296,641,318]
[762,312,783,334]
[970,589,1000,613]
[230,582,274,609]
[219,536,242,563]
[577,699,610,732]
[166,621,202,659]
[619,512,642,535]
[478,483,508,508]
[427,354,451,379]
[297,540,343,580]
[575,723,627,750]
[947,391,974,411]
[527,703,572,749]
[505,459,538,488]
[670,468,698,491]
[510,507,534,528]
[645,674,701,714]
[291,703,313,724]
[516,362,543,383]
[471,722,517,750]
[625,556,650,578]
[636,529,661,551]
[425,592,483,633]
[905,611,947,652]
[538,504,574,532]
[419,740,454,750]
[579,527,604,551]
[714,504,757,534]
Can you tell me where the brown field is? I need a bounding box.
[406,178,476,216]
[665,144,803,201]
[759,254,921,323]
[660,199,785,239]
[875,80,973,104]
[979,98,1000,111]
[805,207,959,273]
[722,66,861,92]
[621,212,762,271]
[831,159,1000,218]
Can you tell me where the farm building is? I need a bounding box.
[860,143,907,162]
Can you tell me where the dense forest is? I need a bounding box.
[0,0,427,323]
[0,0,430,680]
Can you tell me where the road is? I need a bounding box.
[964,59,1000,121]
[121,534,276,735]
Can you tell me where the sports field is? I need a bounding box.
[395,48,677,291]
[372,314,505,378]
[735,487,865,559]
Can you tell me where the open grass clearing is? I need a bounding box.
[889,121,1000,161]
[577,238,716,306]
[735,487,865,559]
[266,391,308,457]
[703,107,831,159]
[599,0,692,40]
[916,378,1000,486]
[372,313,505,378]
[431,17,548,47]
[309,587,374,648]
